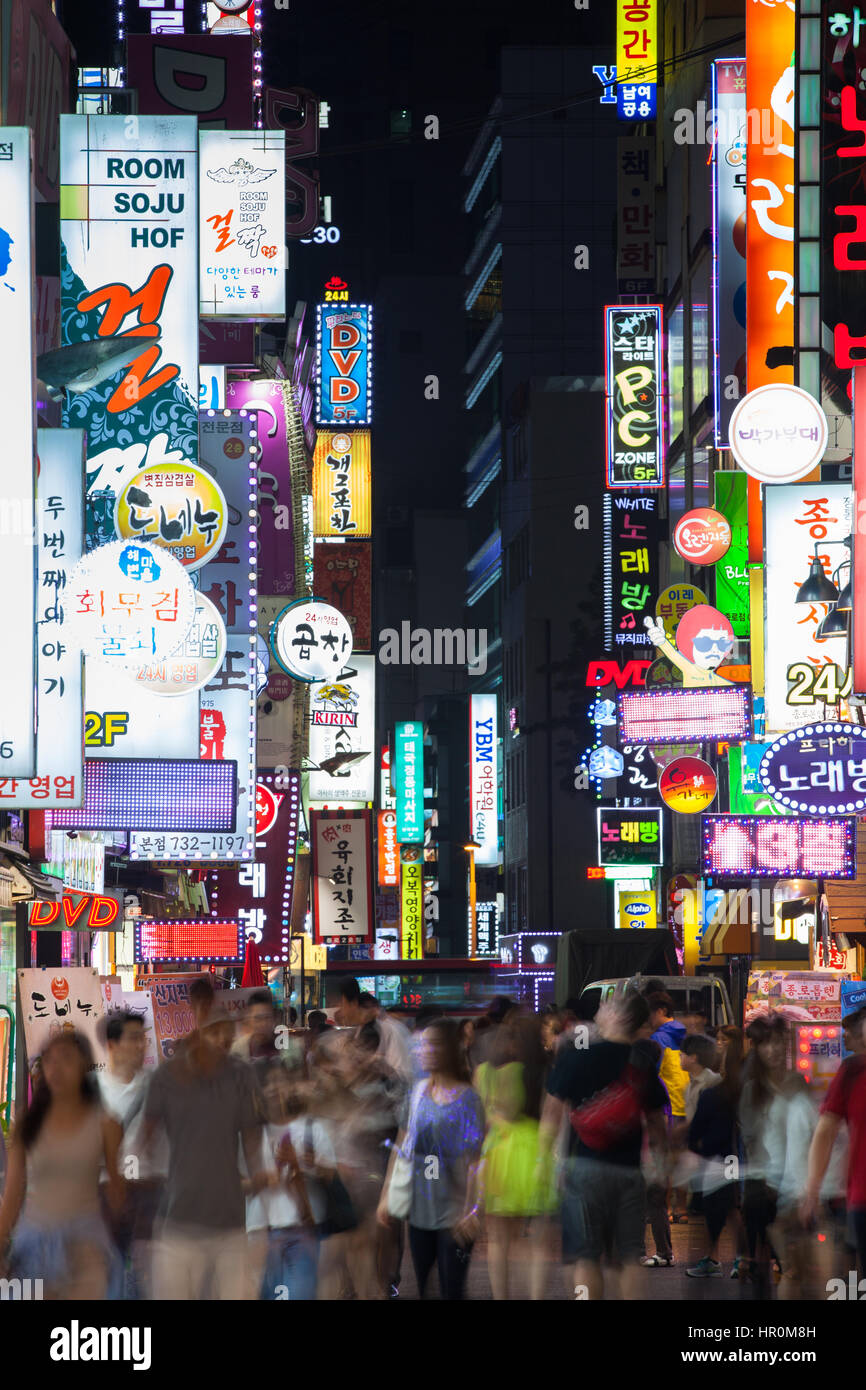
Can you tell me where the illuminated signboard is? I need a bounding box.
[271,598,354,682]
[311,808,373,942]
[129,592,227,697]
[316,303,373,426]
[728,743,793,816]
[313,541,372,651]
[603,493,660,655]
[395,721,424,844]
[711,59,746,447]
[199,129,286,320]
[67,540,196,670]
[475,900,500,957]
[497,932,561,969]
[672,509,732,566]
[745,0,795,560]
[378,809,399,886]
[12,428,86,807]
[658,757,718,814]
[225,378,295,596]
[207,772,302,962]
[59,115,199,497]
[312,430,372,538]
[713,472,750,636]
[730,386,828,485]
[616,137,655,293]
[115,461,228,570]
[0,128,37,777]
[605,306,664,488]
[617,687,751,746]
[821,6,866,380]
[615,0,657,118]
[30,892,120,930]
[134,918,244,964]
[401,854,423,961]
[764,483,853,734]
[46,760,237,832]
[308,655,376,804]
[701,815,856,880]
[470,694,498,867]
[597,808,663,867]
[758,723,866,814]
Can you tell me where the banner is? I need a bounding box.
[311,808,373,943]
[469,694,498,866]
[60,114,199,502]
[605,305,665,488]
[199,129,286,319]
[711,59,747,446]
[616,137,655,294]
[17,965,106,1068]
[0,128,37,777]
[308,655,375,804]
[764,483,853,733]
[313,541,372,651]
[312,429,372,538]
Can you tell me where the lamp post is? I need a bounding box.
[464,839,481,959]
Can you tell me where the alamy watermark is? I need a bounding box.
[378,623,488,675]
[673,102,791,154]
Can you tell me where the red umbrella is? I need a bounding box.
[241,939,265,987]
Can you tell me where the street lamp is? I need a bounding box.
[463,839,481,959]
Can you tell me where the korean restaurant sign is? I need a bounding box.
[66,540,196,669]
[199,129,286,319]
[701,815,856,880]
[129,591,227,696]
[114,461,228,569]
[658,756,718,814]
[604,494,659,656]
[764,483,853,734]
[711,59,747,446]
[0,128,37,777]
[311,808,373,943]
[59,114,199,498]
[758,723,866,815]
[401,851,423,961]
[18,966,106,1069]
[271,598,354,682]
[10,428,85,809]
[672,509,732,566]
[316,303,373,426]
[597,807,663,867]
[308,655,375,804]
[312,430,372,538]
[615,0,657,119]
[730,385,828,484]
[394,721,424,844]
[470,694,499,867]
[604,306,664,488]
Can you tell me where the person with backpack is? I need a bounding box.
[541,993,668,1300]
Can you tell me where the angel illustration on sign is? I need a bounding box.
[643,604,735,688]
[206,158,276,187]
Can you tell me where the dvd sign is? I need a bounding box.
[30,891,120,930]
[673,509,732,566]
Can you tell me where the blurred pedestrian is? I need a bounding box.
[803,1002,866,1276]
[739,1015,788,1294]
[232,989,279,1062]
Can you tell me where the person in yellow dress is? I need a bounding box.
[474,1014,558,1300]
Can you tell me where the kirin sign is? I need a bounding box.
[759,723,866,816]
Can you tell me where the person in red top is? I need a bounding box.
[802,1003,866,1270]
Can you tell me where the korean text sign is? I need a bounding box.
[225,378,296,597]
[312,430,372,538]
[605,306,665,488]
[18,966,106,1069]
[763,483,853,734]
[758,723,866,815]
[401,856,423,961]
[311,809,373,943]
[470,694,498,867]
[394,721,424,844]
[616,0,657,118]
[711,59,747,446]
[59,114,199,493]
[701,815,856,879]
[616,137,655,293]
[597,807,663,867]
[0,128,37,777]
[604,493,659,654]
[199,129,286,319]
[316,303,373,426]
[309,655,375,804]
[313,540,372,650]
[820,7,866,375]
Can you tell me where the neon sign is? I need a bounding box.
[701,815,856,879]
[617,686,751,746]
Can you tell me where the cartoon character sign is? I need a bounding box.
[644,604,734,688]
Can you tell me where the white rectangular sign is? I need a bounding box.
[18,966,106,1069]
[84,656,200,758]
[0,128,37,776]
[308,655,375,803]
[764,484,854,733]
[313,811,372,941]
[199,129,286,319]
[470,693,498,866]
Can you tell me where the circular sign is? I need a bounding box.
[115,461,228,571]
[659,756,718,813]
[672,508,732,565]
[50,977,69,1002]
[123,592,227,696]
[270,597,353,682]
[759,721,866,814]
[255,781,283,838]
[66,540,196,671]
[675,605,735,671]
[655,585,708,642]
[729,385,828,484]
[255,634,270,695]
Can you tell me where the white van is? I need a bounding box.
[578,974,734,1030]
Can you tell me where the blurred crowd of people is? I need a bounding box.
[0,974,864,1302]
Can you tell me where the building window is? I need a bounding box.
[517,864,528,932]
[390,109,412,137]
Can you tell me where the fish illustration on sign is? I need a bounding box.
[37,336,157,401]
